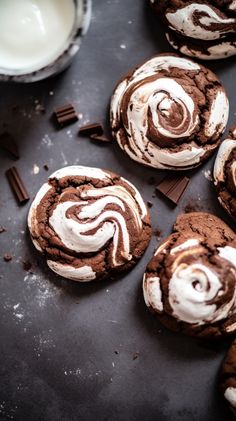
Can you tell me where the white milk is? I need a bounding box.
[0,0,76,72]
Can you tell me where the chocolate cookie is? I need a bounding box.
[149,1,236,60]
[143,212,236,338]
[28,166,151,282]
[110,54,229,170]
[214,126,236,223]
[220,339,236,415]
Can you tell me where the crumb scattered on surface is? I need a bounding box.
[22,260,33,272]
[4,253,12,262]
[0,226,6,234]
[133,352,140,360]
[203,170,213,181]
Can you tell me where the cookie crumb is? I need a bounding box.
[4,253,12,262]
[22,260,33,272]
[133,352,140,360]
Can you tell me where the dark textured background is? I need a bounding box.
[0,1,236,420]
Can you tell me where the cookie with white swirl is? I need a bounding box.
[28,166,151,282]
[149,0,236,60]
[111,54,229,170]
[214,126,236,223]
[220,339,236,415]
[143,212,236,337]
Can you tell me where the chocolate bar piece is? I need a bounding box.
[156,174,190,205]
[90,134,111,143]
[6,167,30,205]
[79,122,104,137]
[54,103,78,127]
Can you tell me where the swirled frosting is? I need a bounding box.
[143,212,236,337]
[150,1,236,60]
[28,166,151,282]
[214,126,236,222]
[110,54,229,170]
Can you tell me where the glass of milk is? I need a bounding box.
[0,0,91,82]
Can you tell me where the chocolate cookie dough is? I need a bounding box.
[214,126,236,223]
[143,212,236,338]
[149,0,236,60]
[110,54,229,170]
[28,166,151,282]
[220,339,236,415]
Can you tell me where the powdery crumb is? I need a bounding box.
[32,164,40,175]
[203,170,213,181]
[23,273,61,308]
[42,134,53,148]
[120,44,126,49]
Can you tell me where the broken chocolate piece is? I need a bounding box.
[0,226,6,234]
[54,103,78,127]
[147,201,153,208]
[156,174,190,205]
[6,167,30,205]
[0,132,19,160]
[90,134,111,143]
[79,122,104,137]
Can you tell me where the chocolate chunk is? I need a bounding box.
[54,103,78,127]
[6,167,30,205]
[43,164,49,171]
[156,174,190,205]
[0,226,6,234]
[22,260,33,272]
[90,134,111,143]
[79,122,104,137]
[147,201,153,208]
[4,253,12,262]
[0,132,19,160]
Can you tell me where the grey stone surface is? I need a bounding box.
[0,1,236,420]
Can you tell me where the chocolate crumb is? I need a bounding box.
[147,201,153,208]
[184,201,201,213]
[133,352,140,360]
[0,226,6,234]
[154,229,162,239]
[114,350,119,355]
[4,253,12,262]
[22,260,32,272]
[43,164,49,171]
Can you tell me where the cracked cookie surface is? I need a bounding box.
[214,126,236,223]
[143,212,236,337]
[28,166,151,282]
[110,54,229,170]
[149,0,236,60]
